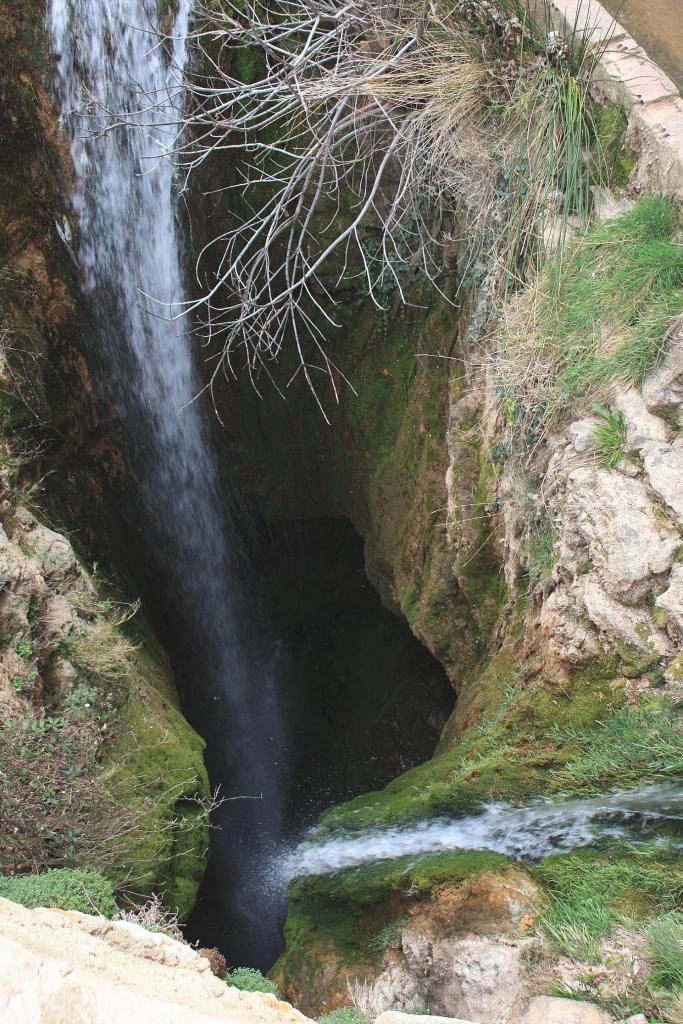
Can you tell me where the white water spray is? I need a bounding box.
[47,0,285,962]
[283,783,683,881]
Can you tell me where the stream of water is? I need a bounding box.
[47,0,286,966]
[283,783,683,881]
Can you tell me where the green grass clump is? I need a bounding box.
[536,846,683,962]
[553,700,683,793]
[226,968,280,997]
[498,197,683,439]
[371,916,409,952]
[0,868,118,917]
[319,1009,372,1024]
[590,404,626,468]
[649,913,683,994]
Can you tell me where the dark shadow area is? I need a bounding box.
[185,516,454,969]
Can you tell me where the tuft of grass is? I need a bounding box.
[590,404,626,468]
[650,913,683,995]
[497,197,683,444]
[370,916,409,953]
[536,846,683,962]
[225,967,280,997]
[552,700,683,793]
[526,521,557,593]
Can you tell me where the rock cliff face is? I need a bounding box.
[0,0,211,916]
[249,89,683,1024]
[0,897,312,1024]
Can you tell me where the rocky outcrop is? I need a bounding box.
[0,897,312,1024]
[0,446,210,914]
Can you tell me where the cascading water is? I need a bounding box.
[283,783,683,881]
[47,0,286,965]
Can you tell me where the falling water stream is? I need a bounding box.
[47,0,286,965]
[283,783,683,882]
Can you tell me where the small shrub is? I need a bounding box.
[115,893,183,940]
[225,967,280,997]
[15,639,32,660]
[319,1009,372,1024]
[0,868,118,917]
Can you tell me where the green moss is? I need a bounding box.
[0,868,117,917]
[452,424,507,633]
[100,654,210,919]
[592,104,636,190]
[284,850,510,968]
[315,655,682,834]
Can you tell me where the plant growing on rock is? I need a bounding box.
[590,404,626,468]
[225,967,280,996]
[136,0,604,416]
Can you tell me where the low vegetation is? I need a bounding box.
[318,1009,372,1024]
[0,868,117,917]
[536,847,683,1020]
[226,967,281,997]
[496,197,683,447]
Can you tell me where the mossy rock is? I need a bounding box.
[98,640,210,920]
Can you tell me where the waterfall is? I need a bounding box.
[47,0,286,965]
[283,782,683,881]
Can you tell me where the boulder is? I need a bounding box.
[656,563,683,635]
[0,898,312,1024]
[642,438,683,519]
[614,388,670,453]
[518,996,613,1023]
[563,467,679,605]
[642,325,683,417]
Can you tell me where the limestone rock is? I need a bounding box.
[519,996,613,1024]
[582,578,672,657]
[13,507,79,583]
[642,325,683,417]
[563,467,678,605]
[656,563,683,634]
[642,438,683,518]
[569,417,600,454]
[0,898,312,1024]
[614,388,670,453]
[36,592,76,650]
